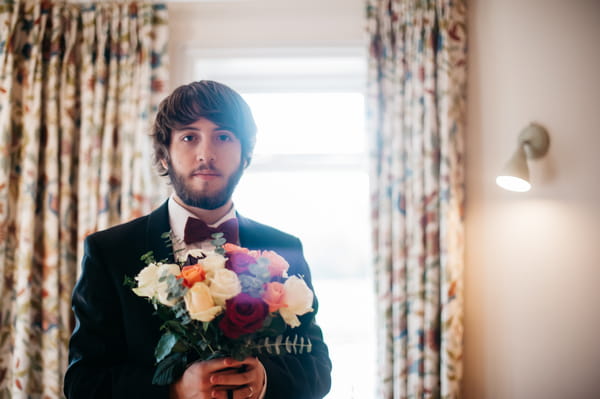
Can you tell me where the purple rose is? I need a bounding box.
[225,252,256,275]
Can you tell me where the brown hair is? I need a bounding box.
[152,80,257,175]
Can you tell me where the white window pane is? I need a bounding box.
[242,92,366,156]
[315,278,377,399]
[191,48,366,92]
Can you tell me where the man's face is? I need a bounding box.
[163,117,244,210]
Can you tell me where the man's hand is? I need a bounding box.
[170,357,266,399]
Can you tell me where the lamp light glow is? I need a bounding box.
[496,176,531,192]
[496,123,550,192]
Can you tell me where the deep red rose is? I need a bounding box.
[225,252,256,275]
[219,293,269,339]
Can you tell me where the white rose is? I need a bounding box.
[279,276,314,328]
[132,263,160,298]
[209,269,242,306]
[184,282,222,322]
[156,263,182,307]
[200,252,227,277]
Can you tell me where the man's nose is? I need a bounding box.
[196,140,215,162]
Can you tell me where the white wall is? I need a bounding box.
[464,1,600,398]
[167,0,600,397]
[167,0,365,88]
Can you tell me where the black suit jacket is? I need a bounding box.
[64,201,332,398]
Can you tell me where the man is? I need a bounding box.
[64,81,332,399]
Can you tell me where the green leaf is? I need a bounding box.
[140,251,156,264]
[262,314,286,335]
[155,332,178,362]
[256,256,270,268]
[173,340,188,353]
[152,351,188,386]
[239,275,264,298]
[123,275,136,288]
[254,335,312,356]
[162,320,187,336]
[249,260,270,280]
[262,314,273,328]
[211,232,227,250]
[164,274,187,304]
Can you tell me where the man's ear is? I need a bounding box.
[243,158,250,169]
[160,158,168,171]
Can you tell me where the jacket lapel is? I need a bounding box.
[237,212,258,249]
[145,200,174,263]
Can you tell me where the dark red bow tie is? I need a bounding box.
[183,217,239,245]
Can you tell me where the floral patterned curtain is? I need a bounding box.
[366,0,466,398]
[0,1,168,397]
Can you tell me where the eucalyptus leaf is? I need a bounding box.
[239,275,263,298]
[249,261,270,281]
[155,332,179,362]
[210,233,226,247]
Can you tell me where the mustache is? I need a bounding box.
[191,163,220,175]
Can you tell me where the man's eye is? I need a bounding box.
[182,135,195,142]
[217,134,233,142]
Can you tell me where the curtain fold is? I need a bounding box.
[366,1,466,398]
[0,1,168,397]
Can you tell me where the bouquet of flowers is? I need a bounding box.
[127,233,315,385]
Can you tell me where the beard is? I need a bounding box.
[167,161,244,210]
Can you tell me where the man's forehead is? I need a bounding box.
[173,117,231,132]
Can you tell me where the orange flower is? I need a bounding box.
[262,282,287,313]
[178,264,207,288]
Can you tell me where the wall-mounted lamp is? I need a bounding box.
[496,123,550,192]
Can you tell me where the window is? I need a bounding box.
[194,49,375,398]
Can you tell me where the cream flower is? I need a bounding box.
[200,251,227,277]
[279,276,314,328]
[156,263,182,307]
[209,268,242,306]
[184,282,222,322]
[132,263,160,298]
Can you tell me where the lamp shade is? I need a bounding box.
[496,145,531,192]
[496,123,550,192]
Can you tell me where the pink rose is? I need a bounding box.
[219,293,269,339]
[260,251,290,277]
[262,282,287,313]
